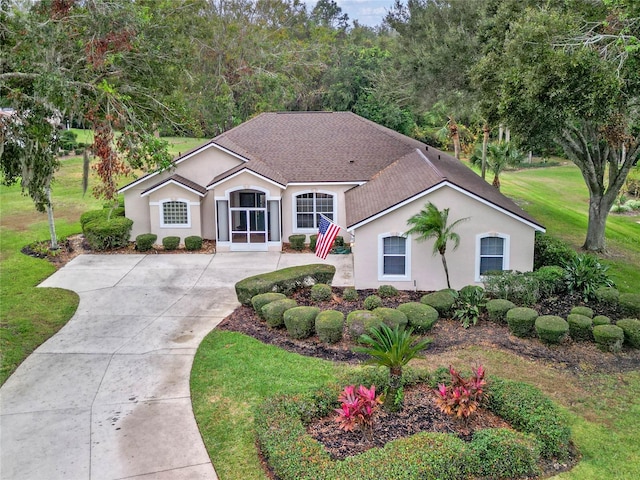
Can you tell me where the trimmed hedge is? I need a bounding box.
[616,318,640,349]
[594,286,620,306]
[363,294,383,310]
[532,265,566,296]
[251,292,286,318]
[567,314,593,342]
[235,264,336,305]
[397,302,438,333]
[184,235,203,251]
[470,428,540,479]
[486,299,516,323]
[372,307,408,330]
[83,216,133,251]
[593,324,625,353]
[378,284,399,298]
[535,316,569,344]
[570,306,594,318]
[421,290,455,316]
[80,207,125,231]
[506,307,539,338]
[288,234,306,251]
[315,310,344,344]
[262,299,298,328]
[310,283,332,302]
[592,315,611,326]
[309,234,318,252]
[284,306,320,339]
[135,233,157,252]
[342,287,358,301]
[162,236,180,250]
[346,310,383,340]
[619,293,640,318]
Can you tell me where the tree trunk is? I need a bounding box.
[46,185,59,250]
[492,174,500,190]
[582,193,615,252]
[498,124,504,143]
[481,123,489,180]
[448,117,461,160]
[505,127,510,143]
[440,253,451,289]
[384,367,403,412]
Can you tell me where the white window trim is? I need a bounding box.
[378,232,411,281]
[475,232,510,282]
[292,190,337,233]
[158,198,192,228]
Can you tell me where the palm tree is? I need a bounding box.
[355,324,432,411]
[471,141,524,190]
[406,202,468,289]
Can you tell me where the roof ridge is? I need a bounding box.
[416,148,445,179]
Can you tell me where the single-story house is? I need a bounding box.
[119,112,544,290]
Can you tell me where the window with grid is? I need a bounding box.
[295,192,334,229]
[162,200,188,226]
[479,236,505,274]
[382,236,407,276]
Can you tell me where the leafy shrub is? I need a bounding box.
[570,306,594,318]
[80,207,125,232]
[284,306,320,339]
[453,286,486,328]
[288,234,306,251]
[532,265,566,297]
[373,307,408,330]
[83,217,133,251]
[397,302,438,333]
[564,254,614,301]
[184,235,203,251]
[346,310,383,340]
[567,314,593,342]
[619,293,640,318]
[535,316,569,344]
[486,299,516,323]
[342,287,358,302]
[251,292,286,318]
[315,310,344,343]
[593,315,611,326]
[135,233,157,252]
[334,385,383,442]
[470,428,540,479]
[482,271,540,306]
[534,233,577,270]
[616,318,640,349]
[262,298,297,328]
[421,290,456,316]
[334,235,345,247]
[506,307,539,337]
[594,286,620,306]
[309,233,318,252]
[363,294,383,310]
[310,283,332,302]
[378,284,399,298]
[435,365,486,419]
[162,236,180,250]
[593,324,625,353]
[235,264,335,305]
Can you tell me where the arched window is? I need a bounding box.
[378,233,411,280]
[161,200,190,227]
[295,192,334,230]
[476,233,510,280]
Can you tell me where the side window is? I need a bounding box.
[161,200,189,227]
[379,234,410,280]
[476,234,509,280]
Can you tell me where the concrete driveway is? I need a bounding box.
[0,252,353,480]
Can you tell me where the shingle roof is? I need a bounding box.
[141,174,207,196]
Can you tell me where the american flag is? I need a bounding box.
[315,216,340,259]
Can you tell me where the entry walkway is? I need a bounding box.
[0,252,353,480]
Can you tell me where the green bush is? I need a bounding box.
[616,318,640,349]
[80,207,125,232]
[83,217,133,251]
[470,428,540,479]
[570,306,594,318]
[342,287,359,302]
[619,293,640,318]
[397,302,438,333]
[482,271,540,306]
[567,314,593,342]
[506,307,539,338]
[592,315,611,326]
[262,298,298,328]
[421,290,455,316]
[593,324,625,353]
[309,234,318,252]
[284,306,320,339]
[534,233,577,270]
[162,236,180,250]
[310,283,332,302]
[486,299,516,323]
[532,265,566,297]
[363,294,383,310]
[594,286,620,306]
[135,233,157,252]
[235,264,336,305]
[334,235,345,247]
[315,310,344,344]
[251,292,286,318]
[288,234,306,251]
[184,235,203,251]
[535,316,569,344]
[346,310,383,340]
[378,284,399,298]
[564,254,614,301]
[373,307,408,330]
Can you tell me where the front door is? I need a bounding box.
[229,191,267,251]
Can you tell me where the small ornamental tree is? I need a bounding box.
[334,384,383,442]
[435,364,487,420]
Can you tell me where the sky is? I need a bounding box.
[305,0,396,28]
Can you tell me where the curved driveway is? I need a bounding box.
[0,252,353,480]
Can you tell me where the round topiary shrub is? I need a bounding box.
[619,293,640,318]
[284,306,320,339]
[363,294,383,310]
[346,310,383,340]
[378,284,399,298]
[310,283,332,302]
[288,234,306,251]
[567,314,593,342]
[420,290,456,316]
[470,428,541,479]
[592,315,611,326]
[135,233,157,252]
[372,307,408,329]
[309,234,318,252]
[594,286,620,306]
[535,316,569,344]
[342,287,358,302]
[506,307,539,338]
[315,310,344,344]
[486,299,517,323]
[593,324,625,352]
[184,235,203,251]
[162,236,180,250]
[570,306,594,318]
[262,298,298,328]
[616,318,640,349]
[397,302,438,333]
[251,292,287,318]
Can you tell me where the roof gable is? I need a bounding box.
[141,174,207,197]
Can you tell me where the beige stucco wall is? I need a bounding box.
[147,184,202,243]
[351,185,537,291]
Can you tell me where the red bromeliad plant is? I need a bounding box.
[435,364,487,420]
[334,385,383,442]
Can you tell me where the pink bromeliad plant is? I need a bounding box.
[334,384,383,442]
[435,364,487,420]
